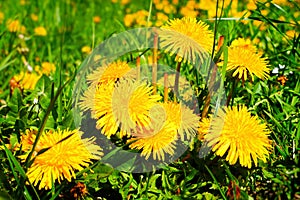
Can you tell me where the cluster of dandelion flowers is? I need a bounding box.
[128,103,178,161]
[162,101,199,140]
[112,79,161,137]
[23,129,102,190]
[128,101,199,161]
[226,38,270,81]
[159,17,214,64]
[86,60,136,86]
[80,60,136,114]
[204,106,272,168]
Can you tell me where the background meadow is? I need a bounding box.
[0,0,299,199]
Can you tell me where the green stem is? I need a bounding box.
[226,78,238,106]
[204,164,227,199]
[174,61,181,98]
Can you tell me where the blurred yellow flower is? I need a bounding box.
[155,12,168,26]
[157,12,168,21]
[252,20,267,31]
[14,72,41,90]
[7,19,26,33]
[226,38,270,81]
[286,30,297,38]
[23,129,102,190]
[34,26,47,36]
[121,0,130,5]
[123,10,149,27]
[81,46,92,54]
[31,14,38,21]
[159,17,214,64]
[180,6,199,18]
[0,12,4,24]
[205,106,272,168]
[198,0,240,18]
[163,4,176,14]
[261,9,268,16]
[124,14,135,27]
[172,0,178,4]
[246,0,257,10]
[41,62,55,75]
[20,0,26,5]
[93,16,101,23]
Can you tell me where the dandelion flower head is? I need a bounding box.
[159,17,214,64]
[22,129,102,190]
[205,106,272,168]
[226,38,270,81]
[87,60,135,86]
[112,79,161,137]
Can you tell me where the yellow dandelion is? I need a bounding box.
[14,72,41,90]
[7,19,22,32]
[205,106,272,168]
[25,129,102,190]
[163,4,176,14]
[247,1,257,10]
[286,30,297,38]
[198,117,211,141]
[124,14,135,27]
[18,129,51,160]
[128,104,177,160]
[159,17,214,64]
[112,79,161,137]
[79,84,97,113]
[172,0,179,4]
[162,101,199,140]
[34,26,47,36]
[226,38,270,81]
[81,46,92,54]
[93,16,101,23]
[30,14,38,21]
[20,0,26,5]
[93,83,118,138]
[20,129,38,152]
[41,62,55,75]
[121,0,130,5]
[0,12,4,24]
[128,122,177,161]
[180,6,199,18]
[87,60,135,86]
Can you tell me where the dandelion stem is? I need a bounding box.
[152,31,158,94]
[174,61,181,97]
[226,78,238,106]
[201,63,218,118]
[164,73,168,102]
[136,56,140,81]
